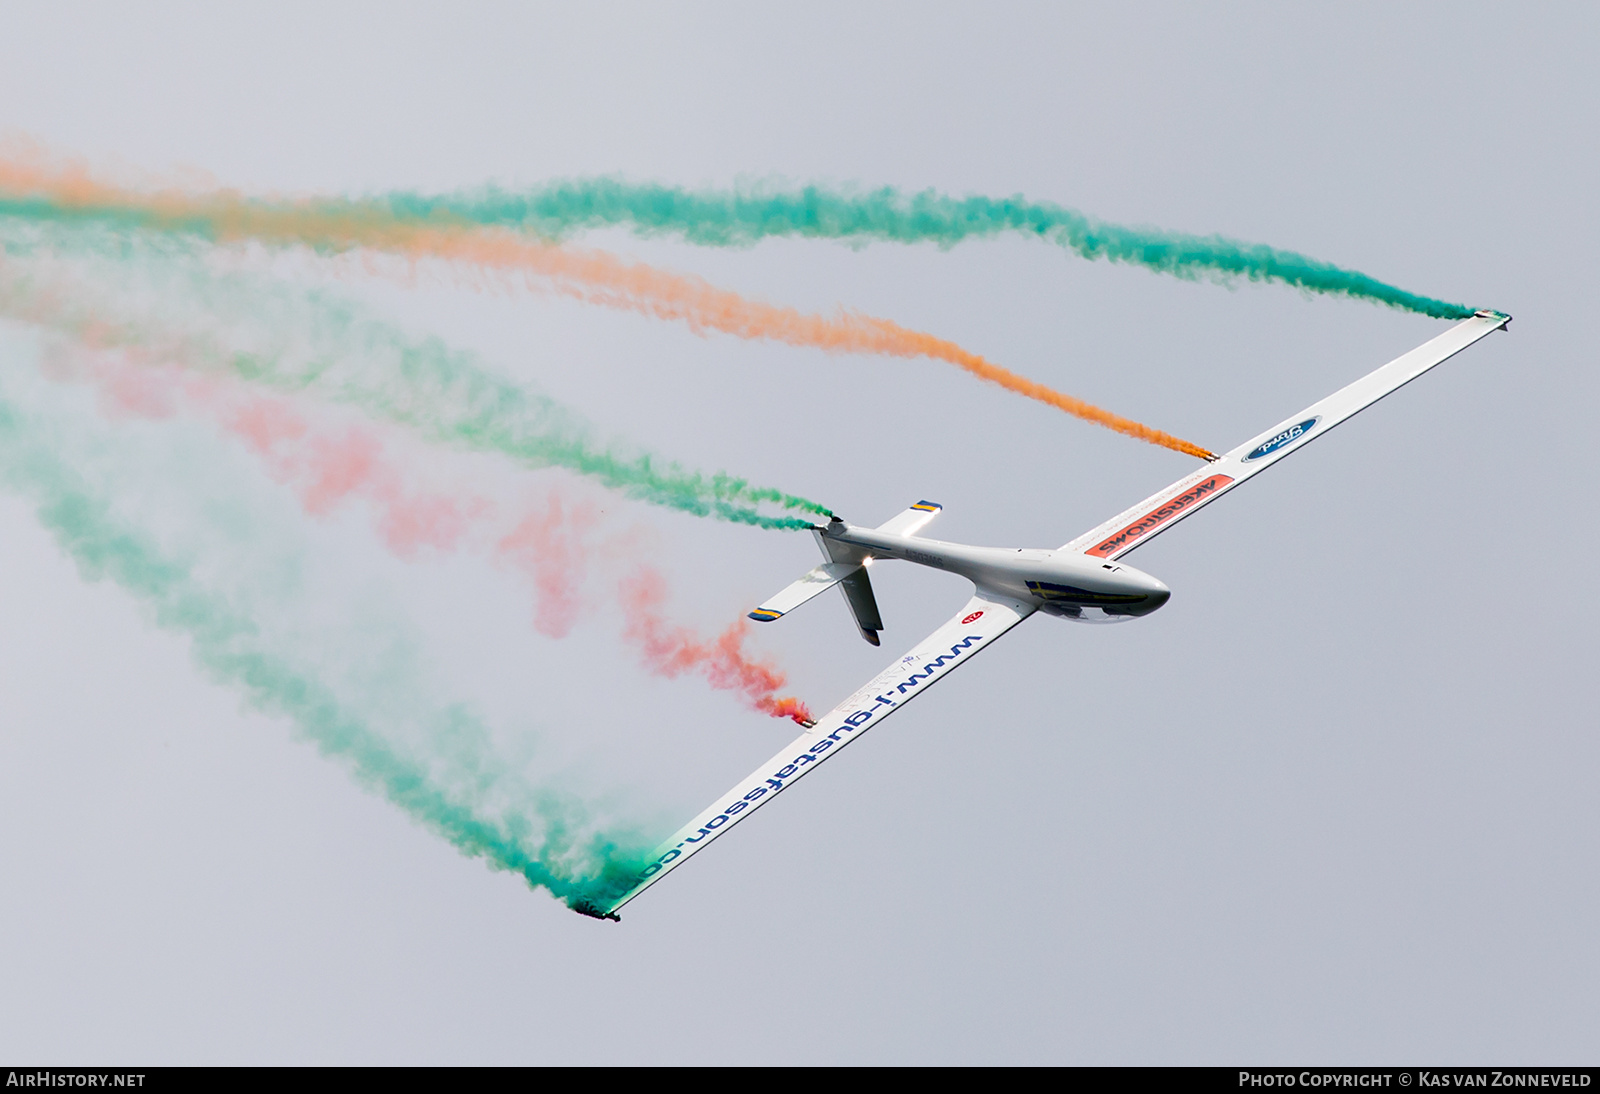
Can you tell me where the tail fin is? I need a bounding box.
[828,500,935,643]
[838,565,883,645]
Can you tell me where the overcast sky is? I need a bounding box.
[0,1,1595,1064]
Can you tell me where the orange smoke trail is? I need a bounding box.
[618,567,814,725]
[0,149,1214,460]
[49,339,815,721]
[344,231,1215,459]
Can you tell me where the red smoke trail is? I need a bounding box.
[618,567,814,725]
[228,397,606,645]
[65,345,487,558]
[50,341,814,722]
[495,493,605,640]
[227,401,487,559]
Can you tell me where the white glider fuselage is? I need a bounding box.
[820,520,1171,622]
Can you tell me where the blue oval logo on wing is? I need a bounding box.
[1243,417,1320,462]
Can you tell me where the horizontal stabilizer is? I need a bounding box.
[875,500,943,538]
[750,502,940,634]
[749,561,860,622]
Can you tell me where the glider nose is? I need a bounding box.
[1117,565,1170,615]
[1139,573,1171,612]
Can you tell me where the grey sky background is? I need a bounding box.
[0,1,1595,1064]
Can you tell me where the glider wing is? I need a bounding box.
[1061,311,1510,561]
[598,587,1036,916]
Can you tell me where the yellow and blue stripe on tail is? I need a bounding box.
[874,500,944,538]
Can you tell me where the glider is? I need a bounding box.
[577,310,1511,920]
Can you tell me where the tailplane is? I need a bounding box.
[747,501,942,644]
[872,500,943,538]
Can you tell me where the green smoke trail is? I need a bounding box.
[0,219,830,529]
[0,345,652,912]
[0,173,1477,319]
[363,179,1476,320]
[0,193,203,238]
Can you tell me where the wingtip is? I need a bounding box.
[571,901,622,923]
